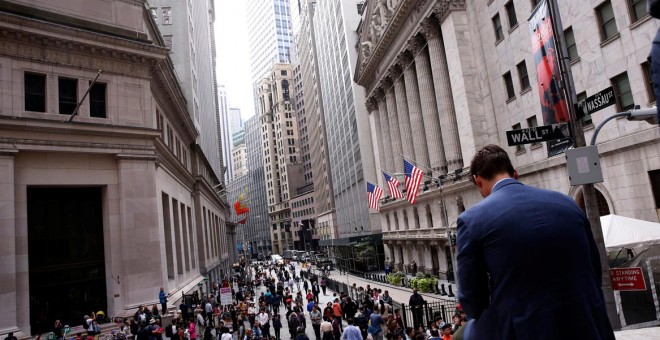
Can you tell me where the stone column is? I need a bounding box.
[391,65,415,163]
[367,97,386,188]
[421,18,463,172]
[383,77,404,174]
[421,245,433,274]
[401,243,411,274]
[0,152,17,332]
[409,36,446,173]
[376,89,395,174]
[399,51,431,172]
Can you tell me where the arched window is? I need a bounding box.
[576,189,611,216]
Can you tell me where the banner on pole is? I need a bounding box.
[528,0,572,157]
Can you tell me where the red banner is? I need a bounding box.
[528,0,572,156]
[234,200,249,215]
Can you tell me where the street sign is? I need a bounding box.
[506,123,570,146]
[610,267,647,291]
[576,86,616,118]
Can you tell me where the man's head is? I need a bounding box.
[412,289,418,295]
[470,144,518,197]
[441,324,452,335]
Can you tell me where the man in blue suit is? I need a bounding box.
[456,145,614,339]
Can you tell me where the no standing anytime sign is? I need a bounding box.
[610,267,647,291]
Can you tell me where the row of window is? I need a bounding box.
[24,72,107,118]
[510,64,655,153]
[292,207,315,219]
[292,196,315,209]
[150,7,172,25]
[502,60,531,101]
[492,0,649,45]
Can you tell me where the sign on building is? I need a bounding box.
[506,123,570,146]
[610,267,647,291]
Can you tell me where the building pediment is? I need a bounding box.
[354,0,466,88]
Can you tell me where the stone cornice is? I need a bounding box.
[0,11,167,62]
[0,115,161,139]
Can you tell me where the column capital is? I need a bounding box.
[365,97,379,112]
[380,76,394,89]
[408,35,426,55]
[387,64,403,80]
[419,17,440,39]
[374,86,386,100]
[433,0,467,24]
[396,51,414,69]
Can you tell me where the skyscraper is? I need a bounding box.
[257,63,304,254]
[246,0,294,85]
[150,0,223,177]
[291,0,337,250]
[313,0,378,247]
[244,116,272,256]
[217,85,232,182]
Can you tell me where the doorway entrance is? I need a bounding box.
[27,187,106,334]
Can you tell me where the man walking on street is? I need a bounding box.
[340,318,362,340]
[456,144,614,339]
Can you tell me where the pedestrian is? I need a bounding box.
[340,318,361,340]
[456,144,615,339]
[411,261,417,276]
[331,299,342,329]
[4,333,17,340]
[319,277,327,295]
[258,308,271,338]
[310,304,322,340]
[320,316,333,340]
[287,310,300,339]
[272,314,282,340]
[295,327,310,340]
[331,315,341,340]
[53,320,64,340]
[159,287,168,315]
[368,306,384,340]
[188,319,197,340]
[408,290,424,329]
[323,302,333,322]
[311,281,321,302]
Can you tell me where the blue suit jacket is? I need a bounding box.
[457,179,614,340]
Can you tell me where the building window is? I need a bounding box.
[628,0,648,23]
[517,61,531,92]
[642,61,656,103]
[505,1,518,29]
[150,7,158,20]
[492,13,504,42]
[577,91,593,126]
[611,72,635,111]
[163,35,173,49]
[89,82,106,118]
[526,115,540,146]
[162,7,172,25]
[58,77,78,115]
[512,123,524,152]
[596,1,618,41]
[503,71,515,101]
[650,170,660,221]
[550,27,580,57]
[24,73,46,112]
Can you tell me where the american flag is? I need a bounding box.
[404,160,424,204]
[383,172,404,198]
[366,182,383,211]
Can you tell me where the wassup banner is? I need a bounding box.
[529,0,572,157]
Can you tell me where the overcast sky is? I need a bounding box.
[214,0,254,120]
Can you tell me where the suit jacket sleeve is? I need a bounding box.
[456,214,490,320]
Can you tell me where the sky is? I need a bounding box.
[214,0,254,120]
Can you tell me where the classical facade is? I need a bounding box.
[354,0,660,279]
[0,0,230,335]
[257,63,305,254]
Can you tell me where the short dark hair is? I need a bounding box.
[430,329,440,337]
[470,144,515,181]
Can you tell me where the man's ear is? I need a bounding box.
[513,170,519,180]
[474,175,484,190]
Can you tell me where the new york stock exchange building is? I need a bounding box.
[354,0,660,280]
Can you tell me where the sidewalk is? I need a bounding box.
[615,326,660,339]
[325,270,457,305]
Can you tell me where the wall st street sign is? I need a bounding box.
[576,86,616,118]
[506,123,570,146]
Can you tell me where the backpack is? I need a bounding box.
[137,327,150,340]
[165,325,173,338]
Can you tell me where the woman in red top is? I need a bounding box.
[323,302,333,322]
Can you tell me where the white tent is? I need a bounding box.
[602,214,660,251]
